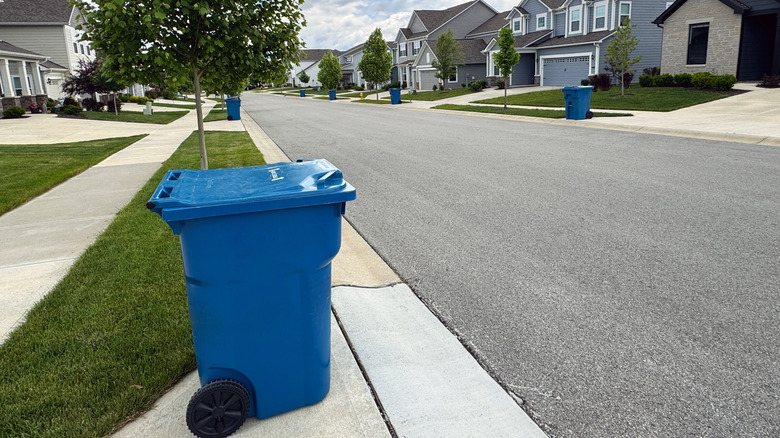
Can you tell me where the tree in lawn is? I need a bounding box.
[317,51,342,93]
[80,0,305,170]
[493,27,520,109]
[62,58,126,113]
[297,71,310,87]
[431,29,463,91]
[604,18,641,96]
[358,28,393,101]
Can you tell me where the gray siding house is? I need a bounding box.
[0,40,49,112]
[653,0,780,80]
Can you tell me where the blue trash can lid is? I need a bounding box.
[147,159,356,222]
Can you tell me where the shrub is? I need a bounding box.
[691,72,713,89]
[82,97,105,111]
[479,79,488,89]
[119,94,130,102]
[432,84,438,91]
[461,83,466,88]
[382,81,401,91]
[673,73,693,87]
[46,99,57,108]
[107,98,123,113]
[653,74,675,87]
[468,81,483,92]
[643,66,660,76]
[162,89,177,100]
[63,97,79,107]
[712,74,737,91]
[353,85,364,91]
[638,74,654,87]
[588,73,611,91]
[496,80,505,89]
[621,72,634,88]
[145,89,160,99]
[2,106,25,118]
[138,96,149,105]
[62,105,83,116]
[129,95,140,103]
[757,74,780,88]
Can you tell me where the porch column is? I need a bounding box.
[19,61,31,95]
[31,62,44,95]
[0,59,13,97]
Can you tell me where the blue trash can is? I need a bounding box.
[389,87,401,105]
[225,96,241,121]
[299,89,306,97]
[562,86,593,120]
[328,89,336,100]
[147,159,355,437]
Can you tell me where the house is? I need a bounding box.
[394,0,499,90]
[339,44,365,87]
[289,49,342,87]
[653,0,780,80]
[0,40,49,113]
[482,0,670,86]
[0,0,97,98]
[414,38,493,89]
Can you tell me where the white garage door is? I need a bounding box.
[419,70,438,91]
[542,56,590,86]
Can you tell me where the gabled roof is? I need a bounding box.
[415,1,476,32]
[41,60,68,70]
[538,0,568,10]
[0,0,75,23]
[0,40,46,59]
[458,39,490,63]
[482,30,553,52]
[653,0,750,24]
[507,6,531,17]
[467,10,510,36]
[399,28,429,40]
[531,30,615,48]
[300,49,341,63]
[340,43,365,57]
[387,41,398,49]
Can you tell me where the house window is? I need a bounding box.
[536,13,547,30]
[569,6,582,34]
[80,44,84,54]
[594,1,608,30]
[12,76,22,96]
[73,42,78,53]
[619,2,631,26]
[426,53,430,63]
[687,23,709,64]
[513,18,522,33]
[412,41,420,55]
[490,53,500,76]
[399,44,407,57]
[86,45,91,55]
[449,68,457,82]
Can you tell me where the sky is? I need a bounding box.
[299,0,520,51]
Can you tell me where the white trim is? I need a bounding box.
[536,13,547,30]
[568,5,583,36]
[618,1,631,26]
[539,52,592,86]
[513,17,524,34]
[593,0,608,31]
[610,0,617,30]
[448,67,458,83]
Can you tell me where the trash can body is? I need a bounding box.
[562,86,593,120]
[299,89,306,97]
[389,87,401,104]
[328,89,336,100]
[225,96,241,121]
[147,160,355,420]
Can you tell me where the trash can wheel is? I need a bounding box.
[186,379,250,438]
[586,111,594,119]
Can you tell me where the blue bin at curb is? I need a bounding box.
[225,96,241,121]
[147,159,355,437]
[328,89,336,100]
[562,86,594,120]
[299,89,306,97]
[389,87,401,105]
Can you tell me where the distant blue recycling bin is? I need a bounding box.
[225,96,241,121]
[147,160,355,435]
[299,89,306,97]
[328,89,336,100]
[389,87,401,105]
[562,86,593,120]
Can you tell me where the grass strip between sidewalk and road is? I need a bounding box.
[0,131,266,438]
[0,135,147,215]
[432,104,632,118]
[352,99,395,104]
[79,110,189,124]
[473,87,736,111]
[387,88,474,101]
[148,102,197,110]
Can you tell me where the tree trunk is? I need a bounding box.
[621,70,625,96]
[193,65,208,170]
[503,76,508,110]
[220,93,225,111]
[376,82,379,101]
[113,92,118,116]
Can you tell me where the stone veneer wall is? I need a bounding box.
[660,0,742,76]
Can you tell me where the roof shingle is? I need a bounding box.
[467,11,510,36]
[0,0,73,23]
[415,1,476,32]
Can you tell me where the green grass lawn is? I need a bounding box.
[340,90,381,98]
[352,99,397,105]
[147,102,196,110]
[432,104,632,118]
[203,108,227,122]
[473,87,735,111]
[78,110,189,124]
[0,135,147,215]
[388,88,474,101]
[0,131,265,438]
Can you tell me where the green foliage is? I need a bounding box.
[2,106,25,118]
[358,28,393,93]
[297,70,310,85]
[46,99,57,108]
[588,73,612,91]
[317,51,342,90]
[493,27,520,80]
[757,74,780,88]
[712,74,737,91]
[469,81,483,92]
[145,89,160,99]
[382,81,401,90]
[62,105,83,116]
[431,29,463,89]
[432,84,438,91]
[639,74,654,87]
[674,73,693,87]
[496,80,505,89]
[691,72,713,89]
[653,74,675,87]
[604,18,641,95]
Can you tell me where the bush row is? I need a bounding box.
[639,71,737,91]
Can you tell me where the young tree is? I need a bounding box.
[62,58,125,114]
[81,0,305,170]
[431,29,463,91]
[493,27,520,109]
[604,18,642,96]
[317,51,342,91]
[297,71,310,86]
[358,28,393,100]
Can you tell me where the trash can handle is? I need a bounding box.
[316,170,344,189]
[146,170,182,210]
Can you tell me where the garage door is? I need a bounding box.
[419,70,438,91]
[542,56,590,86]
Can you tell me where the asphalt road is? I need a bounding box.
[242,93,780,437]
